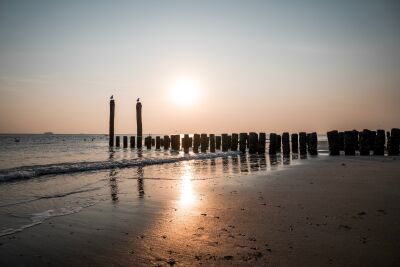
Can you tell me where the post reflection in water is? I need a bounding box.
[108,168,119,202]
[108,148,119,202]
[137,166,145,198]
[249,154,260,172]
[240,154,249,173]
[179,162,196,207]
[231,155,240,174]
[259,154,267,170]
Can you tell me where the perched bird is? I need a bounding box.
[110,95,114,100]
[137,98,140,102]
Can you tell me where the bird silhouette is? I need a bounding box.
[110,95,114,100]
[137,98,140,102]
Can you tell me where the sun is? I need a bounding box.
[170,77,200,105]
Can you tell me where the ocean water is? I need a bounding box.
[0,134,328,237]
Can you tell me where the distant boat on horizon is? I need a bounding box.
[43,132,54,135]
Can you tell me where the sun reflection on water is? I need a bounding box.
[179,162,196,207]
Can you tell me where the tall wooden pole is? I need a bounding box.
[136,100,142,148]
[109,99,115,147]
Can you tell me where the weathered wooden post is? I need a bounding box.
[299,132,307,155]
[123,136,128,148]
[130,136,135,148]
[374,130,385,155]
[368,131,376,152]
[291,133,298,153]
[109,98,115,147]
[183,134,190,153]
[309,132,318,155]
[327,130,340,155]
[269,133,277,155]
[388,128,400,156]
[248,132,258,154]
[282,132,290,155]
[231,133,239,151]
[146,136,151,149]
[352,130,359,151]
[151,138,155,147]
[189,137,193,147]
[344,131,355,155]
[359,129,371,155]
[116,136,120,147]
[276,134,281,153]
[193,134,200,153]
[257,132,266,154]
[136,99,142,148]
[210,134,216,152]
[216,136,222,150]
[239,133,247,153]
[338,132,345,151]
[200,134,208,152]
[160,138,164,147]
[163,135,170,150]
[221,134,228,152]
[156,136,161,149]
[227,135,232,150]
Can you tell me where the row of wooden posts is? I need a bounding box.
[327,128,400,156]
[110,132,318,155]
[108,98,399,156]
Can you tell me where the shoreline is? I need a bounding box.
[0,155,399,266]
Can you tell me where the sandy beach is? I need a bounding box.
[1,155,399,267]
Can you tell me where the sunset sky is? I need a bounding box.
[0,0,399,134]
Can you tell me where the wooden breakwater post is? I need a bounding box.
[145,136,151,149]
[308,132,318,155]
[276,134,281,153]
[291,133,298,154]
[136,99,143,148]
[258,132,266,154]
[344,131,355,155]
[352,130,359,151]
[109,98,115,147]
[221,134,229,152]
[239,133,247,153]
[282,132,290,155]
[388,128,400,156]
[368,131,376,151]
[374,130,385,155]
[359,129,371,155]
[327,130,340,155]
[338,132,345,151]
[216,136,222,150]
[210,134,216,152]
[269,133,277,155]
[130,136,135,148]
[201,134,208,152]
[123,136,128,148]
[299,132,307,155]
[248,132,258,154]
[227,135,232,150]
[156,136,161,149]
[163,135,170,150]
[231,133,239,151]
[183,134,190,153]
[160,138,164,147]
[193,134,200,153]
[116,136,120,147]
[172,135,181,151]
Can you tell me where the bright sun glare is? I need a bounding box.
[170,77,200,105]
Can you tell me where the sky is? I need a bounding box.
[0,0,399,134]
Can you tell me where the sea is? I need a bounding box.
[0,134,329,237]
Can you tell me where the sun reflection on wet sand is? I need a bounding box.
[178,162,196,207]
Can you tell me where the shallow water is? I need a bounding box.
[0,134,328,237]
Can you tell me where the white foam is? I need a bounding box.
[0,151,241,182]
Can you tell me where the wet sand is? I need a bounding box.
[1,155,400,266]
